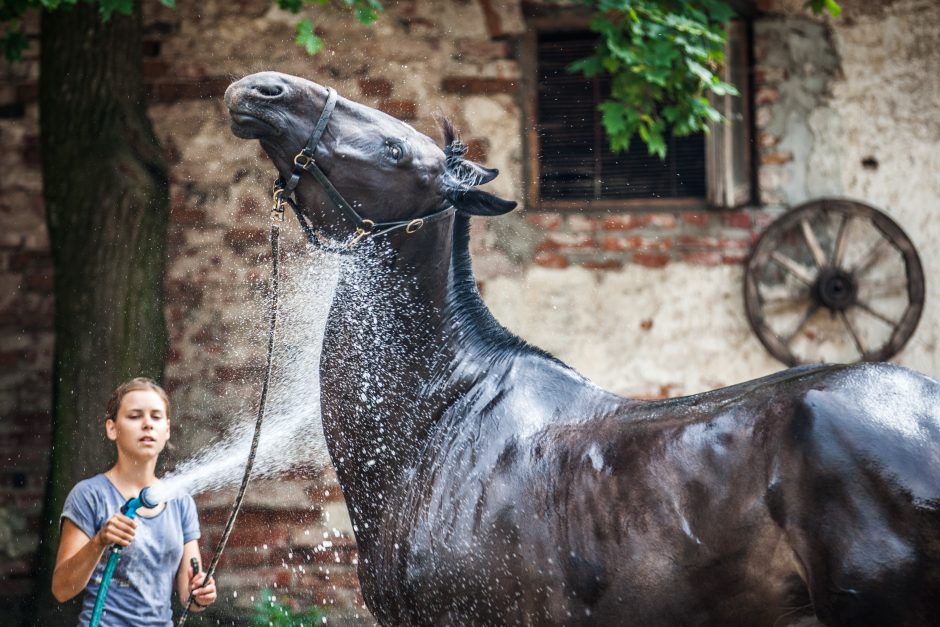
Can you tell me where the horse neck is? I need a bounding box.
[318,215,457,511]
[318,213,525,526]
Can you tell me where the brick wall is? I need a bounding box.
[0,19,52,606]
[3,0,939,624]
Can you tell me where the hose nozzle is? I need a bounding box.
[120,486,158,520]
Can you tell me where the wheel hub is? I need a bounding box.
[813,267,857,311]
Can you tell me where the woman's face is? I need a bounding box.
[106,389,171,461]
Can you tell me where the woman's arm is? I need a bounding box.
[51,515,137,602]
[176,540,216,611]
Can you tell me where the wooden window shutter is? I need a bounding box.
[706,20,753,208]
[535,31,707,205]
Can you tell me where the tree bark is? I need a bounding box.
[33,1,168,619]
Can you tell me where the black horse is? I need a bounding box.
[225,72,940,626]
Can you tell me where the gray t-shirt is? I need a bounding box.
[61,474,201,627]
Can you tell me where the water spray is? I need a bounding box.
[89,487,158,627]
[176,175,287,626]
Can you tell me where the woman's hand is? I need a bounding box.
[189,572,217,610]
[94,513,138,547]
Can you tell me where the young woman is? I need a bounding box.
[52,377,217,625]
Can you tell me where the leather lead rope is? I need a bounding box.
[176,201,284,626]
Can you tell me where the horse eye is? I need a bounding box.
[387,143,403,161]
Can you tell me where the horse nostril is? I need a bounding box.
[253,82,284,99]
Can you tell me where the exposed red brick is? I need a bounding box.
[0,351,24,369]
[677,235,720,249]
[8,250,49,272]
[164,279,203,308]
[682,251,723,265]
[755,86,780,105]
[761,151,794,165]
[477,0,502,38]
[721,211,752,230]
[223,227,267,253]
[143,58,169,79]
[358,78,393,98]
[169,200,208,226]
[633,252,670,268]
[533,251,569,269]
[215,365,263,383]
[24,271,54,291]
[602,214,644,230]
[441,77,517,95]
[378,99,417,120]
[580,259,623,271]
[146,78,231,103]
[601,235,642,252]
[539,233,594,251]
[758,133,780,147]
[237,193,262,219]
[16,82,37,102]
[465,138,489,162]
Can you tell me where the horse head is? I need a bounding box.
[224,71,515,243]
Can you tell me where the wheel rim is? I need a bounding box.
[744,199,925,366]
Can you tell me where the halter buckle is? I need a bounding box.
[347,219,376,248]
[270,185,286,222]
[293,151,315,169]
[405,219,424,234]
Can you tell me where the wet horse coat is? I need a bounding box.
[225,72,940,626]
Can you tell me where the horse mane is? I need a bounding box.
[439,118,561,365]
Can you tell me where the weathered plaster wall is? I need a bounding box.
[485,0,940,397]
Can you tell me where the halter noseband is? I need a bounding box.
[271,87,455,249]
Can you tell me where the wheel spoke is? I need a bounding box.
[839,310,867,358]
[854,300,899,327]
[759,285,809,307]
[830,214,851,267]
[784,301,820,345]
[801,218,827,268]
[851,236,889,277]
[770,252,815,285]
[859,279,908,299]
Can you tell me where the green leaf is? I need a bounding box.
[277,0,304,14]
[160,0,176,8]
[2,26,28,63]
[97,0,134,21]
[355,5,378,24]
[825,0,842,16]
[805,0,842,16]
[295,17,323,55]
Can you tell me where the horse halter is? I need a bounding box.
[271,87,455,249]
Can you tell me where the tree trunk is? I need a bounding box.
[33,1,168,619]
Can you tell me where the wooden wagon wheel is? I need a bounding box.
[744,199,925,366]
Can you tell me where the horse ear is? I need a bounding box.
[461,161,499,185]
[449,188,517,216]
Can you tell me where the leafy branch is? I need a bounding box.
[276,0,383,55]
[570,0,841,158]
